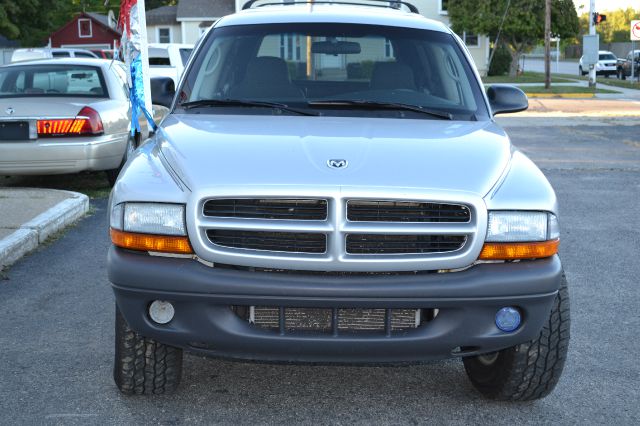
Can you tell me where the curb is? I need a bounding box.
[526,93,595,99]
[0,190,89,269]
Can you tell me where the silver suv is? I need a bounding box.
[108,1,569,401]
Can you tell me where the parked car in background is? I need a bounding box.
[0,58,151,185]
[148,43,193,87]
[91,49,115,59]
[11,48,99,63]
[617,50,640,80]
[579,50,617,77]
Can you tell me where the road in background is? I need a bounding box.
[0,124,639,424]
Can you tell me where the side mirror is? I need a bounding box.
[486,84,528,116]
[150,77,175,109]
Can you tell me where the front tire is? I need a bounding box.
[113,304,183,395]
[463,273,570,401]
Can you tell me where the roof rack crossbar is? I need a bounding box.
[242,0,420,14]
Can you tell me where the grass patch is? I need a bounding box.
[521,85,619,95]
[483,71,575,84]
[0,172,111,199]
[554,73,640,90]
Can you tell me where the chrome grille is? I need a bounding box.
[207,230,326,253]
[194,192,483,272]
[203,198,327,220]
[347,200,470,223]
[237,306,423,333]
[346,234,466,254]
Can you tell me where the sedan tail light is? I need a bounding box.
[37,106,104,137]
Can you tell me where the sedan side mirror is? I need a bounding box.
[150,77,175,109]
[486,84,528,116]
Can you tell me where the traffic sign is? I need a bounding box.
[632,20,640,41]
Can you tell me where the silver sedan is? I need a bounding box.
[0,58,151,185]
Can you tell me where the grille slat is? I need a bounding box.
[204,199,327,220]
[208,230,326,253]
[346,234,466,254]
[243,306,421,333]
[348,200,470,223]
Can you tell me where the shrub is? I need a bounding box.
[488,46,512,76]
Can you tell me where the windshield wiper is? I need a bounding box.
[180,99,319,116]
[308,100,453,120]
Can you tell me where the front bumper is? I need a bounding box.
[109,247,562,363]
[0,133,127,175]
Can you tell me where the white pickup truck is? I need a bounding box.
[147,43,194,87]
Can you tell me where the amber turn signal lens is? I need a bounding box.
[110,228,193,254]
[479,239,559,260]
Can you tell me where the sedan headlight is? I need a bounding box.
[110,202,192,254]
[480,211,559,260]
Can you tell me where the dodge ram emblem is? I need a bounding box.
[5,107,14,115]
[327,159,348,169]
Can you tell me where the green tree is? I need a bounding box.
[1,0,176,46]
[448,0,579,76]
[578,7,640,43]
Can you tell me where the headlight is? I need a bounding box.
[480,211,559,261]
[110,202,186,236]
[486,211,559,242]
[110,202,192,254]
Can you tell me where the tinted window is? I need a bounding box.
[0,65,108,98]
[52,51,70,58]
[75,51,96,58]
[182,23,488,120]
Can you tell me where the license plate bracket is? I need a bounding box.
[0,121,31,141]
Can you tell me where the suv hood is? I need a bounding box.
[158,115,512,197]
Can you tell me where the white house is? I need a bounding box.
[148,0,489,74]
[146,0,235,45]
[412,0,490,75]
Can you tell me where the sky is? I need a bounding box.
[573,0,639,12]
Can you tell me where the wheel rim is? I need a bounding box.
[476,351,500,366]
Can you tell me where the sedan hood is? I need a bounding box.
[158,115,512,197]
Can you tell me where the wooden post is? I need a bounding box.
[544,0,551,89]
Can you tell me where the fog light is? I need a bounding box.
[495,307,521,332]
[149,300,175,324]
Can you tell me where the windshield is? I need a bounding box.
[179,23,489,120]
[0,64,107,98]
[599,53,616,61]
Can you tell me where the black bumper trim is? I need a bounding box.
[108,247,562,363]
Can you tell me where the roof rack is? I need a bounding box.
[242,0,420,14]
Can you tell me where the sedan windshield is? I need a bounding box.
[599,53,616,61]
[179,23,489,120]
[0,64,107,98]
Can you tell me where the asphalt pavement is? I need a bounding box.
[0,122,638,424]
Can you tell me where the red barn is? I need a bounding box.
[50,12,121,50]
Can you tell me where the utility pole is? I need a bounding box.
[588,0,597,88]
[544,0,551,89]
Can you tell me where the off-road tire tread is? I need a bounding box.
[114,306,182,395]
[463,274,570,401]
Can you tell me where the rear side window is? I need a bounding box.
[0,65,108,98]
[52,51,70,58]
[75,52,96,58]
